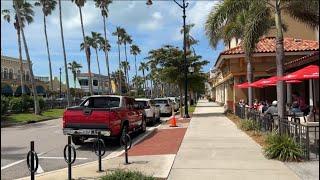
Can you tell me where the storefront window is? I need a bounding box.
[9,69,13,79]
[3,68,8,79]
[93,80,98,86]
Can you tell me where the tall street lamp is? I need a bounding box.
[147,0,190,118]
[59,67,62,98]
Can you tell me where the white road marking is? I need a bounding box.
[1,152,45,170]
[36,159,44,174]
[39,157,88,160]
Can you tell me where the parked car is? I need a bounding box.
[63,95,146,145]
[167,97,180,111]
[154,98,173,116]
[135,98,160,125]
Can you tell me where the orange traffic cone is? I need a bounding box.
[170,114,178,127]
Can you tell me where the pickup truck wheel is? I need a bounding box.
[72,136,84,145]
[140,118,146,133]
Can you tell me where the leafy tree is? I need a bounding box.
[112,26,126,94]
[34,0,57,93]
[68,61,82,89]
[94,0,112,93]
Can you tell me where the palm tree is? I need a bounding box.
[130,44,141,80]
[112,26,126,94]
[99,38,112,93]
[68,61,82,89]
[34,0,56,94]
[94,0,112,93]
[58,0,71,106]
[181,23,198,52]
[121,33,132,89]
[72,0,93,95]
[88,32,104,94]
[205,0,273,108]
[120,61,130,93]
[139,62,149,93]
[2,1,34,95]
[13,0,40,114]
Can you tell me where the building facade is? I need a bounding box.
[1,55,49,96]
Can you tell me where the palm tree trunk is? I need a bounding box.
[43,14,53,93]
[17,28,25,95]
[102,14,111,94]
[124,43,130,92]
[134,55,137,78]
[59,0,71,106]
[15,3,40,115]
[275,0,285,119]
[246,55,253,107]
[95,48,102,94]
[78,6,93,95]
[74,74,76,89]
[117,36,122,95]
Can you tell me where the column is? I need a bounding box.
[287,83,292,104]
[309,79,314,107]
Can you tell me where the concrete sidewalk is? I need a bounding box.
[168,100,300,180]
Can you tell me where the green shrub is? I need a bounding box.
[22,95,34,110]
[1,96,10,115]
[38,97,45,110]
[264,133,303,161]
[101,169,155,180]
[9,97,25,113]
[239,119,260,131]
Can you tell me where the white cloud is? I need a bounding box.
[152,12,163,20]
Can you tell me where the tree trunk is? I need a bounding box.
[117,36,122,95]
[124,42,130,92]
[95,48,102,94]
[79,6,93,95]
[134,55,137,78]
[59,0,71,106]
[103,14,111,94]
[43,14,53,93]
[246,55,253,107]
[17,28,25,95]
[275,1,285,119]
[15,3,40,115]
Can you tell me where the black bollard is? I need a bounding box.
[123,134,132,165]
[31,141,34,180]
[27,141,38,180]
[94,132,106,172]
[64,136,76,180]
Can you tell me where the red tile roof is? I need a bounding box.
[266,51,319,73]
[221,37,319,55]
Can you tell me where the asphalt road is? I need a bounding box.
[1,115,172,180]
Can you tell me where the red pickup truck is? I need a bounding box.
[63,95,146,145]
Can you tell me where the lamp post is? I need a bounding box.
[59,67,62,98]
[147,0,190,118]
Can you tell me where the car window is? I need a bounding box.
[154,99,168,104]
[136,101,147,107]
[80,97,120,108]
[150,100,156,106]
[125,98,135,109]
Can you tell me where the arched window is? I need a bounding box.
[9,69,13,79]
[17,70,21,79]
[3,68,8,79]
[1,68,3,79]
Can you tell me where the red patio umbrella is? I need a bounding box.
[280,65,319,81]
[279,65,319,122]
[249,79,266,88]
[235,82,250,88]
[252,76,279,87]
[285,80,303,84]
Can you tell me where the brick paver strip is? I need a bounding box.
[128,128,187,156]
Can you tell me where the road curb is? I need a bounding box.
[1,117,62,128]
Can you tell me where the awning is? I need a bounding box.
[1,84,13,95]
[280,65,319,81]
[36,86,46,95]
[15,85,31,94]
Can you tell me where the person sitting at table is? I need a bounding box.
[264,100,278,115]
[253,99,259,110]
[239,99,245,107]
[290,101,302,114]
[307,101,319,122]
[258,101,267,113]
[292,92,309,115]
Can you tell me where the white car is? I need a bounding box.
[154,98,173,116]
[135,98,160,125]
[167,97,180,111]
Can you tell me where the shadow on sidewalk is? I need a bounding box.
[192,112,224,118]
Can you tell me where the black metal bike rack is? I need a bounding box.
[120,134,132,165]
[93,132,106,172]
[27,141,39,180]
[64,136,76,180]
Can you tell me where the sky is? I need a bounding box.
[1,0,224,84]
